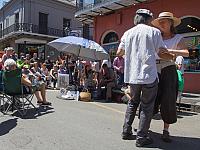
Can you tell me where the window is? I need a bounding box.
[103,32,119,44]
[5,18,9,28]
[39,12,48,34]
[63,18,71,36]
[176,17,200,34]
[15,13,19,23]
[102,31,119,61]
[0,24,2,37]
[176,17,200,72]
[63,18,71,29]
[183,36,200,72]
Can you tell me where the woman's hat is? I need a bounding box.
[4,47,14,51]
[151,12,181,27]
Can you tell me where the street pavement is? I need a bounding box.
[0,90,200,150]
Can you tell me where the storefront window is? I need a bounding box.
[102,31,119,61]
[184,36,200,72]
[176,16,200,72]
[18,44,45,60]
[103,43,119,61]
[103,32,119,44]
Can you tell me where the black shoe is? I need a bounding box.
[121,132,136,140]
[161,130,172,143]
[136,137,153,147]
[37,101,52,106]
[41,101,52,106]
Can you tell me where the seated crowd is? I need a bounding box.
[0,47,125,103]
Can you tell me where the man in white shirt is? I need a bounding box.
[117,9,175,147]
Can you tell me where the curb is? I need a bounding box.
[178,99,200,113]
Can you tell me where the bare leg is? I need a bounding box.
[162,122,171,142]
[39,83,51,105]
[40,83,46,102]
[164,122,169,131]
[35,91,42,102]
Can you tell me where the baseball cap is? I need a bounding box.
[136,9,153,17]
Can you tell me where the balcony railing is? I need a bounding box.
[0,23,65,38]
[76,0,149,17]
[77,0,112,12]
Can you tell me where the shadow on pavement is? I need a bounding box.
[182,94,200,98]
[177,111,198,117]
[92,99,124,104]
[144,131,200,150]
[152,111,198,120]
[0,118,17,136]
[12,106,55,119]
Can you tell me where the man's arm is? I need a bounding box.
[117,33,126,57]
[116,48,125,57]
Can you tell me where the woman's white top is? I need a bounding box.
[157,34,183,73]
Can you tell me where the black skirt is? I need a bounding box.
[154,65,178,124]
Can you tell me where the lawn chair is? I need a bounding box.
[1,68,37,116]
[0,70,5,112]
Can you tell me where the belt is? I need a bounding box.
[156,60,174,64]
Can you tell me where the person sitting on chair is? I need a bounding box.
[99,63,116,102]
[4,59,51,105]
[84,65,96,92]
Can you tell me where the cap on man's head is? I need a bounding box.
[136,9,153,17]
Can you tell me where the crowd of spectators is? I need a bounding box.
[0,47,125,103]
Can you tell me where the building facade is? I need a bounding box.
[0,0,82,60]
[75,0,200,93]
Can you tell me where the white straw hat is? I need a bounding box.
[151,12,181,27]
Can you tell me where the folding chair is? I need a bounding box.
[2,68,37,116]
[0,70,5,112]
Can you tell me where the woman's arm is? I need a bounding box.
[168,38,189,57]
[50,69,55,78]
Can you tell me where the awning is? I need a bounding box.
[75,0,148,24]
[15,38,47,44]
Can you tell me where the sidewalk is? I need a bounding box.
[180,92,200,113]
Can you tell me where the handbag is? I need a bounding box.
[80,89,91,102]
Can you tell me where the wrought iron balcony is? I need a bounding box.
[75,0,148,24]
[0,23,65,38]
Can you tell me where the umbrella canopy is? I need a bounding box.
[47,36,110,60]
